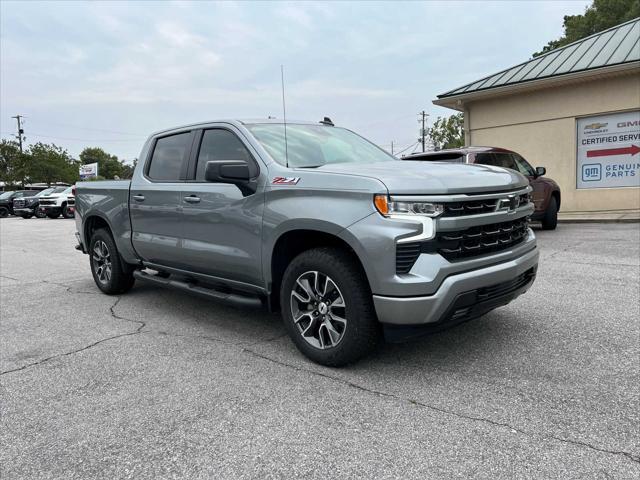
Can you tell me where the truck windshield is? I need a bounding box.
[0,191,15,200]
[246,124,396,168]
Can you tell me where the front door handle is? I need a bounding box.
[133,194,145,202]
[184,195,201,204]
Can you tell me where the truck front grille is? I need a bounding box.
[442,192,530,217]
[39,199,56,206]
[13,199,26,208]
[431,217,529,261]
[395,217,529,272]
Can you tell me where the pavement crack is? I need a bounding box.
[243,348,640,465]
[0,274,20,281]
[1,297,146,376]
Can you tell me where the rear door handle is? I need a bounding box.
[133,194,145,202]
[184,195,201,204]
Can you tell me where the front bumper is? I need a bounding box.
[14,207,35,215]
[373,245,538,326]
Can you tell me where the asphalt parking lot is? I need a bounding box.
[1,217,638,479]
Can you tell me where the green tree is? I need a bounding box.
[429,113,465,150]
[28,142,78,185]
[533,0,639,57]
[0,139,29,186]
[79,147,125,179]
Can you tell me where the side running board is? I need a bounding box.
[133,270,263,309]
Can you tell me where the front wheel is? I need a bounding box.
[0,207,8,218]
[280,248,380,367]
[35,208,47,218]
[541,196,558,230]
[46,211,60,219]
[89,228,135,294]
[19,214,33,219]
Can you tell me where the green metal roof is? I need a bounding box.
[438,18,640,99]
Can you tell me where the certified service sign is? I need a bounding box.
[577,111,640,189]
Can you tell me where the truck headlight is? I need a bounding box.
[374,195,444,218]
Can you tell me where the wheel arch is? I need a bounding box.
[551,190,561,210]
[268,227,370,312]
[83,214,113,245]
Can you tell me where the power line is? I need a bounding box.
[32,121,146,137]
[394,141,419,156]
[1,131,142,143]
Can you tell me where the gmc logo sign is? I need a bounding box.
[617,121,639,128]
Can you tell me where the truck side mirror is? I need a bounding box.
[204,160,256,196]
[535,166,546,177]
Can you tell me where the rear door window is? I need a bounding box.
[147,132,192,181]
[413,153,465,163]
[195,129,254,181]
[475,153,518,170]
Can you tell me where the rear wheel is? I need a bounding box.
[541,196,558,230]
[0,207,8,218]
[89,228,135,294]
[62,203,74,219]
[280,247,380,367]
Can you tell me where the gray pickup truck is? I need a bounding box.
[75,119,538,366]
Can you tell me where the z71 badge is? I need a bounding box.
[272,176,300,185]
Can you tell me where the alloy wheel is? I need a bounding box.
[290,270,347,349]
[92,240,112,285]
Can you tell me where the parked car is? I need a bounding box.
[75,119,538,366]
[0,190,40,218]
[405,147,561,229]
[13,186,68,219]
[38,186,75,219]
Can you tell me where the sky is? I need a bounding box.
[1,0,591,161]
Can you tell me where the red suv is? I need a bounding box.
[405,147,561,230]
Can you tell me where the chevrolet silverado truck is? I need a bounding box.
[38,186,75,219]
[74,119,538,366]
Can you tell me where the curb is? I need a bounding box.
[556,218,640,224]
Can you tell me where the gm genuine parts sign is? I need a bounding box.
[577,110,640,189]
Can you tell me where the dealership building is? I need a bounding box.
[434,18,640,215]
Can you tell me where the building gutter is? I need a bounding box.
[433,61,640,111]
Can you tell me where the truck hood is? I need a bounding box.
[40,193,66,199]
[308,160,529,194]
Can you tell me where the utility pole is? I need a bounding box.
[418,110,428,153]
[11,115,25,153]
[391,141,394,156]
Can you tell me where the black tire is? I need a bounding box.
[35,208,46,219]
[280,247,380,367]
[541,196,558,230]
[46,211,60,219]
[0,207,8,218]
[89,228,135,295]
[62,203,74,219]
[19,214,33,219]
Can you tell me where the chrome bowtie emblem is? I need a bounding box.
[497,195,518,213]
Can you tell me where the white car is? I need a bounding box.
[38,186,75,219]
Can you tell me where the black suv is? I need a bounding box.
[0,190,40,218]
